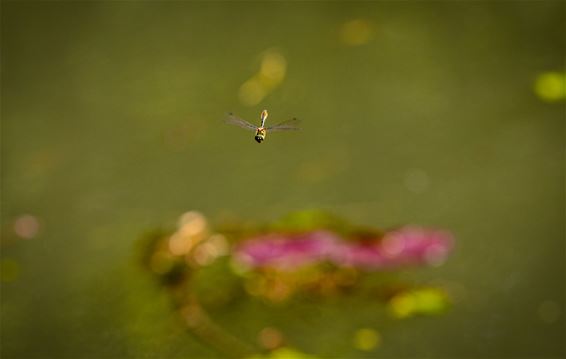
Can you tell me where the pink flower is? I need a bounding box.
[332,227,454,269]
[233,227,453,270]
[234,231,340,270]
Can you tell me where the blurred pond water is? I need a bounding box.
[1,2,564,358]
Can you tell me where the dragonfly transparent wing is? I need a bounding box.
[266,118,302,132]
[224,113,257,132]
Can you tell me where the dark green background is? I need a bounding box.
[1,2,564,358]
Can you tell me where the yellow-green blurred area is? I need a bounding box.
[1,2,564,358]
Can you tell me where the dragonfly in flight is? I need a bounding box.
[225,110,301,143]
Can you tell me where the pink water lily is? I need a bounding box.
[234,230,340,270]
[234,227,453,270]
[331,227,453,269]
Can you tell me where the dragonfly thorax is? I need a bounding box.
[255,128,266,143]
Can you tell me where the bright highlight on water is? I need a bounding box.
[225,110,301,143]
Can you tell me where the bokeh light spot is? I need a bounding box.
[168,233,195,256]
[424,244,448,267]
[169,211,208,255]
[178,211,207,237]
[260,51,287,83]
[413,288,448,314]
[14,214,40,239]
[239,49,287,106]
[239,78,267,106]
[340,19,374,46]
[353,328,381,351]
[534,72,566,102]
[258,327,284,350]
[191,233,230,266]
[192,243,214,266]
[389,293,416,318]
[389,288,449,318]
[208,234,229,256]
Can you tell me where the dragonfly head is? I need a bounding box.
[255,128,266,143]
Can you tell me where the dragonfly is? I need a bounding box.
[225,110,301,143]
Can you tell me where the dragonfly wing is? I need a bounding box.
[225,113,257,132]
[266,118,302,132]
